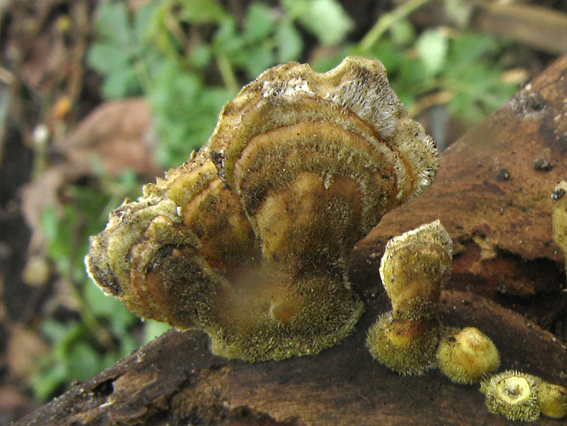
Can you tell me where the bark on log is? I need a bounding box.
[16,55,567,426]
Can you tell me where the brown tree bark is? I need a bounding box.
[16,55,567,426]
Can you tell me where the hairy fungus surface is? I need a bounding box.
[479,370,567,421]
[436,326,500,384]
[481,371,541,421]
[85,56,439,361]
[367,220,453,374]
[367,221,503,384]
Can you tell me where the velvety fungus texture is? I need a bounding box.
[86,56,439,361]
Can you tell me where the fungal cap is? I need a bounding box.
[538,382,567,419]
[366,312,440,375]
[86,57,439,361]
[436,327,500,384]
[379,220,453,320]
[480,371,541,421]
[208,56,439,232]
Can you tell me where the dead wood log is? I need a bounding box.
[15,55,567,426]
[405,0,567,55]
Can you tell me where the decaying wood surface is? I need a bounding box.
[16,55,567,426]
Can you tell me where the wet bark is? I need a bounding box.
[15,55,567,426]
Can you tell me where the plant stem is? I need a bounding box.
[359,0,433,52]
[216,53,240,94]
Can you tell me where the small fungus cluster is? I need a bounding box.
[366,220,499,383]
[85,57,566,421]
[368,220,567,421]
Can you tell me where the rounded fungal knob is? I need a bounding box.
[436,327,500,384]
[538,382,567,419]
[367,313,440,375]
[481,371,540,421]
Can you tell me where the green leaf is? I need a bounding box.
[213,16,245,59]
[448,32,498,66]
[242,44,276,80]
[133,1,160,46]
[143,319,172,344]
[87,43,132,74]
[95,2,132,47]
[116,334,140,358]
[40,205,59,247]
[41,318,73,344]
[276,21,303,63]
[389,18,415,46]
[296,0,353,46]
[84,280,121,318]
[397,55,428,93]
[368,40,404,73]
[244,3,274,43]
[145,4,178,56]
[68,342,102,382]
[280,0,310,19]
[189,43,213,68]
[149,60,232,167]
[106,301,139,334]
[31,361,68,402]
[101,67,141,99]
[416,28,449,78]
[41,204,76,270]
[178,0,227,24]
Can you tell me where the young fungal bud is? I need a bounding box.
[436,326,500,384]
[480,370,567,421]
[481,371,541,421]
[538,382,567,419]
[367,220,453,375]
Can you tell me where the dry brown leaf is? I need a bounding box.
[6,324,49,380]
[21,98,160,278]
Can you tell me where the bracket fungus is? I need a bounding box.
[85,56,439,361]
[368,220,566,421]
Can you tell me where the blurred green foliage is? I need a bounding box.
[32,170,170,401]
[87,0,519,168]
[34,0,522,402]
